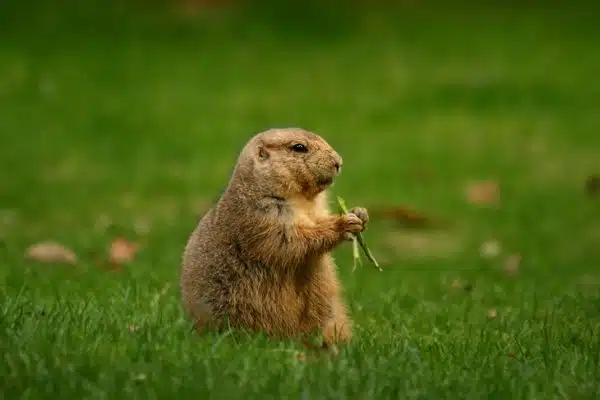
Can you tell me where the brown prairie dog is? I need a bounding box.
[179,127,369,347]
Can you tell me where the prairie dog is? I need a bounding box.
[180,127,369,347]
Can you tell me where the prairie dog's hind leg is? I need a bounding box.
[323,296,352,347]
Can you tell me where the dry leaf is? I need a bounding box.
[25,241,77,265]
[109,237,140,265]
[487,309,497,318]
[503,253,521,276]
[372,206,431,228]
[466,180,499,205]
[296,352,306,361]
[128,324,137,333]
[451,279,462,288]
[480,239,501,258]
[369,205,448,229]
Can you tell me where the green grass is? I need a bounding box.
[2,3,600,398]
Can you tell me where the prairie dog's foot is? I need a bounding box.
[323,318,352,347]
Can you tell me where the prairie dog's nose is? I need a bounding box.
[333,155,343,173]
[333,161,341,173]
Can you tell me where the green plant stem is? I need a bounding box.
[336,196,381,271]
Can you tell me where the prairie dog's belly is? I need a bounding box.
[261,265,333,332]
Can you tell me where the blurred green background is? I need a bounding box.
[1,1,599,398]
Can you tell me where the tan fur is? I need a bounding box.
[179,127,369,347]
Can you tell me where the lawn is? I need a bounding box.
[1,3,600,398]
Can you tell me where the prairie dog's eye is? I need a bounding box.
[290,143,308,153]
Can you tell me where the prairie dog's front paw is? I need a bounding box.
[337,213,364,234]
[349,207,369,229]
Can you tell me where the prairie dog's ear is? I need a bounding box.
[257,145,270,160]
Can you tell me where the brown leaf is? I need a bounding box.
[25,241,78,265]
[369,205,445,229]
[466,180,499,205]
[109,237,140,265]
[487,309,497,318]
[503,253,521,277]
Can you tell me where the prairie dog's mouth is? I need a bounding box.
[318,177,334,187]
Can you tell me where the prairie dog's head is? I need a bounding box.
[236,128,343,199]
